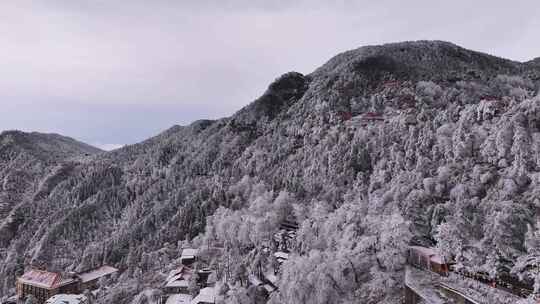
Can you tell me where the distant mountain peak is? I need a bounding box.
[0,130,102,161]
[234,71,309,123]
[313,40,522,86]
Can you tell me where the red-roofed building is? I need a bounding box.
[356,112,385,126]
[407,246,449,276]
[338,111,353,121]
[164,266,194,294]
[382,80,401,88]
[16,265,118,304]
[16,270,79,304]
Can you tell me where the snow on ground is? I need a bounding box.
[406,266,525,304]
[405,266,447,304]
[166,294,192,304]
[440,272,523,304]
[45,294,88,304]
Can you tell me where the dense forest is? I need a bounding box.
[1,41,540,303]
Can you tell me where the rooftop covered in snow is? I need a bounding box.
[181,249,199,258]
[77,265,118,283]
[409,246,446,265]
[191,287,215,304]
[273,252,289,260]
[165,293,192,304]
[45,294,88,304]
[18,270,76,289]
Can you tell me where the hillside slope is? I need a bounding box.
[1,41,540,303]
[0,131,102,250]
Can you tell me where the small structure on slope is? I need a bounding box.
[180,249,199,266]
[191,287,215,304]
[360,112,385,123]
[338,111,353,122]
[398,94,416,109]
[77,265,118,291]
[196,268,215,287]
[165,293,192,304]
[279,218,299,231]
[407,246,449,276]
[346,112,386,129]
[273,252,289,265]
[164,266,193,294]
[382,80,402,88]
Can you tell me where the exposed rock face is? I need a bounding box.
[0,41,539,303]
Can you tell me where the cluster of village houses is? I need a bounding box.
[161,217,298,304]
[159,248,216,304]
[4,217,299,304]
[247,218,298,295]
[4,265,118,304]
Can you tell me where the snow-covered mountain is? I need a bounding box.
[1,41,540,303]
[0,131,102,252]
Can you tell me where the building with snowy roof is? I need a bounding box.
[273,252,289,261]
[44,294,88,304]
[165,293,192,304]
[407,246,449,275]
[273,251,289,267]
[180,249,199,266]
[16,270,79,304]
[191,287,215,304]
[16,265,118,304]
[196,268,215,287]
[77,265,118,291]
[164,266,193,294]
[346,112,386,129]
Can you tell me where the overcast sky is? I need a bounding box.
[2,1,539,150]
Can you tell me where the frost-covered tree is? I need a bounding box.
[1,41,540,304]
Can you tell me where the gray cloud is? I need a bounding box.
[1,0,539,146]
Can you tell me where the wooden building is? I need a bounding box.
[16,266,118,304]
[16,270,79,304]
[180,249,199,266]
[407,246,449,276]
[163,266,193,294]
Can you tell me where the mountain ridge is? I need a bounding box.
[0,130,103,160]
[5,40,535,154]
[1,40,540,304]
